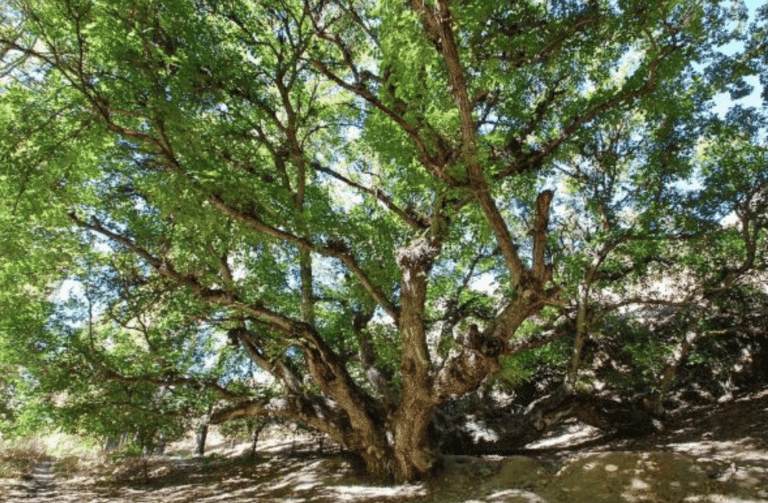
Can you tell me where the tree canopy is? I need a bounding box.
[1,0,767,482]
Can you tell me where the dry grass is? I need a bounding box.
[0,436,47,478]
[0,431,103,479]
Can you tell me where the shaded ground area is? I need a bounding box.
[2,388,767,503]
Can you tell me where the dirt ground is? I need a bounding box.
[2,387,767,503]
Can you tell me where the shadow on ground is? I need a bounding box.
[2,388,767,503]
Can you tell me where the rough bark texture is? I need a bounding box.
[391,237,441,481]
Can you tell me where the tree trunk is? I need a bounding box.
[104,436,120,451]
[250,423,265,458]
[647,322,701,414]
[389,400,439,482]
[565,282,591,391]
[155,433,166,455]
[196,412,210,457]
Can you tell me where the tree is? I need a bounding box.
[1,0,766,482]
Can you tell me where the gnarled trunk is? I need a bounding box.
[389,398,439,481]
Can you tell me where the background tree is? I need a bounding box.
[1,0,766,482]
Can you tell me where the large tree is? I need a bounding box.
[1,0,766,481]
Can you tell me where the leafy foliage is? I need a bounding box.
[1,0,767,482]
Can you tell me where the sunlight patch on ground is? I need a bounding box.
[668,438,768,463]
[683,496,768,503]
[526,421,603,449]
[484,488,548,502]
[325,484,428,501]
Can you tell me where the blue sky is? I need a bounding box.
[712,0,766,114]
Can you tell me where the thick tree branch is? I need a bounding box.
[351,308,397,404]
[412,0,529,285]
[291,322,390,461]
[209,395,347,445]
[229,326,304,395]
[532,190,554,282]
[434,314,570,400]
[69,210,389,453]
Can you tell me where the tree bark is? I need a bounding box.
[250,422,266,458]
[646,321,701,414]
[565,281,591,391]
[195,413,209,457]
[389,236,443,481]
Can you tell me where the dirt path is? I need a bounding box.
[8,458,57,501]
